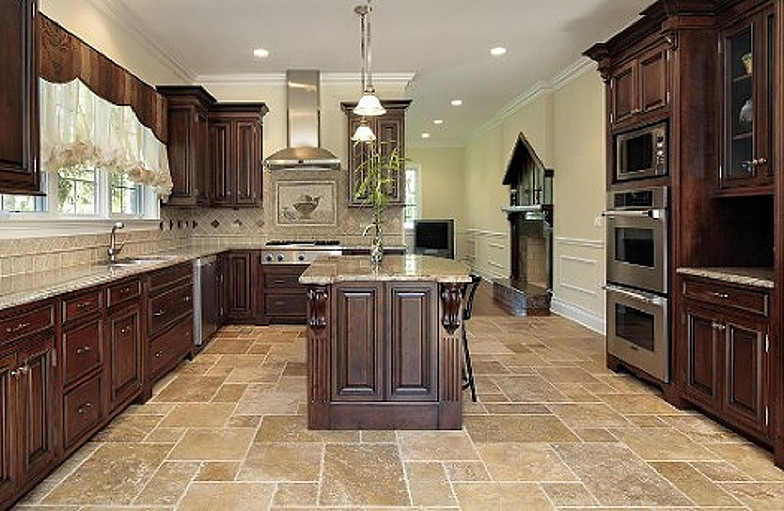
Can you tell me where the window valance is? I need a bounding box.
[40,78,173,198]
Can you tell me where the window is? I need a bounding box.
[403,165,420,229]
[0,168,158,219]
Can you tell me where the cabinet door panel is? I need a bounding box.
[210,121,232,206]
[62,318,103,387]
[387,284,437,401]
[611,62,636,124]
[684,305,721,409]
[724,317,767,433]
[166,107,193,200]
[234,120,261,207]
[333,284,383,401]
[107,305,142,410]
[0,0,39,193]
[228,252,253,319]
[639,48,668,114]
[0,351,18,502]
[376,114,404,204]
[18,335,57,481]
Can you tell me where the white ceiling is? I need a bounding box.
[105,0,652,146]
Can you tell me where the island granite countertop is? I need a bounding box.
[676,267,775,289]
[299,255,472,285]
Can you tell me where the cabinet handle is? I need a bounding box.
[6,322,30,334]
[712,321,726,331]
[77,402,93,414]
[712,292,729,299]
[75,300,93,309]
[154,309,166,317]
[155,350,164,358]
[184,296,192,303]
[11,365,30,378]
[76,346,92,355]
[119,287,132,295]
[631,108,641,114]
[120,326,131,334]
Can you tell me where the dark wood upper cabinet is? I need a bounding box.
[157,86,216,207]
[209,104,267,209]
[341,100,411,207]
[0,0,39,194]
[608,43,669,130]
[718,5,776,194]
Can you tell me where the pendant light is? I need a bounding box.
[353,1,386,118]
[351,118,377,142]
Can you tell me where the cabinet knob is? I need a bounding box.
[712,292,729,299]
[75,300,92,309]
[77,402,93,414]
[11,365,30,378]
[154,309,166,318]
[76,346,92,355]
[155,350,164,358]
[6,321,30,334]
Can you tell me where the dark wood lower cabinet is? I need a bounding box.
[0,351,19,505]
[261,264,308,324]
[681,276,771,443]
[106,303,142,411]
[228,251,256,322]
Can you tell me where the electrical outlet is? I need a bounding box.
[593,215,603,227]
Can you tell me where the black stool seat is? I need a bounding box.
[461,274,481,402]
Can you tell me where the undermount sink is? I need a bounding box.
[107,255,177,267]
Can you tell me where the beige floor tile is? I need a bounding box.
[550,403,630,429]
[92,414,163,443]
[660,414,745,443]
[722,482,784,509]
[237,443,323,481]
[490,375,570,402]
[254,415,360,443]
[320,444,409,506]
[599,393,682,415]
[443,461,492,482]
[573,428,617,443]
[465,415,578,443]
[477,443,577,482]
[405,461,457,506]
[612,427,719,461]
[651,461,741,506]
[453,482,554,511]
[360,430,396,443]
[177,481,275,511]
[553,443,692,507]
[195,461,241,481]
[152,375,227,403]
[705,442,784,482]
[235,384,300,415]
[397,430,479,461]
[203,339,255,354]
[210,383,248,402]
[144,426,187,444]
[272,482,319,507]
[691,461,753,482]
[43,443,171,505]
[167,428,255,461]
[133,461,200,505]
[536,366,600,383]
[541,482,599,506]
[481,403,550,415]
[158,402,236,428]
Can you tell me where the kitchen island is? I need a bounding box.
[300,255,472,429]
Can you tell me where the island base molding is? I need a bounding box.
[308,402,461,430]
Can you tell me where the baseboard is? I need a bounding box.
[550,296,605,335]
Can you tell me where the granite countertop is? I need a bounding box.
[0,245,233,311]
[676,267,775,289]
[299,255,472,285]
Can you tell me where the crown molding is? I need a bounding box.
[464,56,598,145]
[194,72,415,88]
[86,0,196,83]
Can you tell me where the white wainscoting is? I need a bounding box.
[552,236,606,334]
[457,229,509,281]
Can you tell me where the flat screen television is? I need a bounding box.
[413,219,454,259]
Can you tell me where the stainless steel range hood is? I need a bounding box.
[264,70,342,171]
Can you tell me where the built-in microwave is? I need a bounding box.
[615,122,667,182]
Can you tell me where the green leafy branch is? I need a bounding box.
[353,139,405,231]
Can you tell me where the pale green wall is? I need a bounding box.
[407,147,465,227]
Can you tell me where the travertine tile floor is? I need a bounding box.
[13,308,784,510]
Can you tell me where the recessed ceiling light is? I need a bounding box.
[490,47,507,56]
[433,119,444,125]
[252,48,270,59]
[451,99,463,106]
[421,133,431,139]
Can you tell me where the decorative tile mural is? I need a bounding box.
[275,180,337,226]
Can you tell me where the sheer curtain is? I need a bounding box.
[39,78,173,198]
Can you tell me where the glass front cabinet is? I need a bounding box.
[719,5,775,193]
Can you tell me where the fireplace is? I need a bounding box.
[493,133,553,316]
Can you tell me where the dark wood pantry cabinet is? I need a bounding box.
[341,100,411,206]
[0,0,40,194]
[608,41,670,129]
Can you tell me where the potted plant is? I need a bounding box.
[353,140,404,266]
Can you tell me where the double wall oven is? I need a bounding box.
[604,186,670,382]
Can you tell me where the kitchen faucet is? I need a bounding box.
[107,221,125,263]
[361,223,375,237]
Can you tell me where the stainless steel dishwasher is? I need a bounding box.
[193,255,218,346]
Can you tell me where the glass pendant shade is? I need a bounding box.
[354,92,386,117]
[351,120,376,142]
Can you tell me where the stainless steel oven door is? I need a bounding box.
[606,284,669,383]
[605,208,667,294]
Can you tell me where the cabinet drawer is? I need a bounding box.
[63,288,102,324]
[263,269,306,289]
[149,317,192,379]
[63,375,103,449]
[683,279,768,316]
[0,301,55,345]
[106,279,141,308]
[148,262,192,292]
[63,318,103,386]
[265,293,307,317]
[148,283,193,337]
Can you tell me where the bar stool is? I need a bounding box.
[461,274,482,402]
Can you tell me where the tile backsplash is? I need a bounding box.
[0,170,405,277]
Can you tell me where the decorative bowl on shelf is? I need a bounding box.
[741,52,753,75]
[292,195,320,219]
[739,98,753,127]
